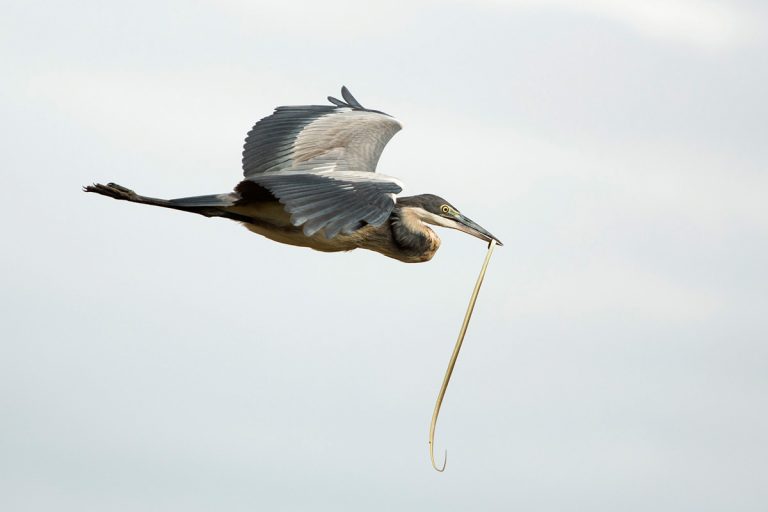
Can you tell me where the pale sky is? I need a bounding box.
[2,1,767,510]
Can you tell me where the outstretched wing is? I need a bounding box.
[240,86,404,238]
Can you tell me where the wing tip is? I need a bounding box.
[328,85,365,110]
[327,86,397,120]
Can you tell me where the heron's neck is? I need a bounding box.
[391,206,441,258]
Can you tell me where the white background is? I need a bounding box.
[2,1,767,510]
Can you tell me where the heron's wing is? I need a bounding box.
[243,169,403,238]
[242,86,402,177]
[239,87,404,238]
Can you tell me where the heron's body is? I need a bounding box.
[240,203,440,263]
[86,87,499,261]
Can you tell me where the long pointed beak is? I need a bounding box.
[454,214,503,246]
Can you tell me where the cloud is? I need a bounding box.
[214,0,761,49]
[475,0,761,49]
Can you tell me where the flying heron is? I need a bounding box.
[85,87,501,261]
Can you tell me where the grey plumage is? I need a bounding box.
[242,106,336,176]
[340,85,364,109]
[252,172,401,237]
[240,87,403,238]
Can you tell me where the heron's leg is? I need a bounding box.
[84,182,223,218]
[85,182,260,223]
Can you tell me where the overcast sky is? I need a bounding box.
[2,1,767,510]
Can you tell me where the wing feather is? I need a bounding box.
[239,87,404,238]
[246,171,403,237]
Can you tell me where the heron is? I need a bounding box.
[85,86,501,262]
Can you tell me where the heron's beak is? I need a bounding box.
[454,214,503,246]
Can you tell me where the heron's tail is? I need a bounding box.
[83,182,243,220]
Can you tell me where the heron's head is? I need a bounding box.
[397,194,502,246]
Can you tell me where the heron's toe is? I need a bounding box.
[84,183,137,200]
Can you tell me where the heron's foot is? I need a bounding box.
[83,182,138,201]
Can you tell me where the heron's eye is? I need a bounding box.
[441,205,451,215]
